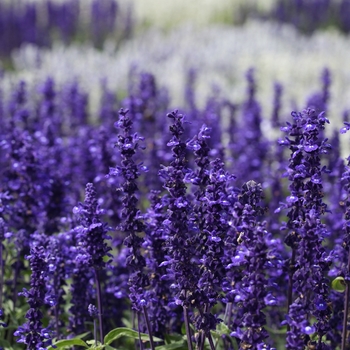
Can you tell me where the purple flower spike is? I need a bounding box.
[111,108,148,312]
[15,246,53,349]
[74,183,112,270]
[279,108,333,348]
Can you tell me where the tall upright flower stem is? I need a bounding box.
[94,269,104,344]
[137,312,144,350]
[287,248,296,319]
[142,305,155,350]
[183,304,193,350]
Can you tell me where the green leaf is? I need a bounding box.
[104,327,162,345]
[47,338,89,349]
[210,322,231,342]
[216,322,231,336]
[265,325,287,335]
[332,276,346,292]
[164,333,183,344]
[75,331,91,339]
[0,338,14,350]
[155,340,187,350]
[104,345,117,350]
[86,340,101,346]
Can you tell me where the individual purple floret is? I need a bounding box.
[15,246,52,349]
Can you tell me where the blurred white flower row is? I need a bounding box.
[3,19,349,132]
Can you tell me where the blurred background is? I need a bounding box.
[1,0,350,134]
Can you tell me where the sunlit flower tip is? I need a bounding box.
[227,251,245,268]
[304,123,316,131]
[234,294,244,302]
[72,206,81,215]
[264,294,277,306]
[286,195,298,204]
[41,329,50,339]
[139,164,148,172]
[302,323,315,335]
[174,298,182,306]
[198,124,211,139]
[174,197,188,208]
[314,296,327,311]
[210,235,221,242]
[340,126,349,134]
[186,140,200,151]
[230,328,243,339]
[88,304,99,318]
[304,144,318,152]
[159,260,171,267]
[139,299,147,307]
[45,295,56,307]
[277,138,290,146]
[167,137,179,147]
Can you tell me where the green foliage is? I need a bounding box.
[332,276,346,292]
[104,327,163,345]
[48,338,89,349]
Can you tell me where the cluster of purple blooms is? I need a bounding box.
[0,0,130,57]
[238,0,350,34]
[1,64,350,350]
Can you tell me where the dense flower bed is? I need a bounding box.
[1,1,350,350]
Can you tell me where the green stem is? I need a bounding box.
[142,305,155,350]
[183,305,193,350]
[94,269,104,344]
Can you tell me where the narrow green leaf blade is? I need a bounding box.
[47,338,89,349]
[155,340,187,350]
[104,327,162,345]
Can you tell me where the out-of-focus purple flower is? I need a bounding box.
[231,68,268,185]
[271,82,283,129]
